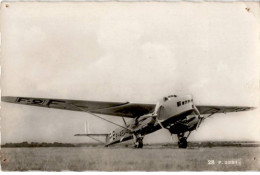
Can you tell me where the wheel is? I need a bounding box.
[138,140,143,148]
[178,138,187,149]
[134,139,143,148]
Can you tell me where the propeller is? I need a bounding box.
[153,96,171,116]
[193,105,204,130]
[153,100,163,115]
[152,97,167,129]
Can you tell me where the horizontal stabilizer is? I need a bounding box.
[74,134,108,137]
[74,133,109,144]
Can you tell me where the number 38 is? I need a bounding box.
[208,160,215,165]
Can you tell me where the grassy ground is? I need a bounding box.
[1,146,259,171]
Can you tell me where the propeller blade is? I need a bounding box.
[193,105,204,130]
[196,118,202,130]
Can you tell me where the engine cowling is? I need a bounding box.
[153,95,194,121]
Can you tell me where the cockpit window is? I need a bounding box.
[163,97,168,101]
[178,100,194,106]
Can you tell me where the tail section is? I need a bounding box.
[74,134,109,144]
[74,120,109,145]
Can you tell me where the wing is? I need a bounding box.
[196,105,254,115]
[194,105,255,129]
[1,96,155,118]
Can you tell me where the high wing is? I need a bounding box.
[1,96,155,118]
[196,105,254,115]
[193,105,254,130]
[2,96,254,118]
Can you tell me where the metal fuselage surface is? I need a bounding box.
[106,95,198,146]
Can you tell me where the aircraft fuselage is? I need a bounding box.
[106,95,198,146]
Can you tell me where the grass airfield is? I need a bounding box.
[1,144,259,171]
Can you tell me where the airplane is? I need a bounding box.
[2,94,255,149]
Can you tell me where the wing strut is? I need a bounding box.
[70,103,132,132]
[195,106,220,130]
[122,117,127,127]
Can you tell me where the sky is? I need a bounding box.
[1,2,259,144]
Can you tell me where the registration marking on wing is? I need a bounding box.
[16,97,46,105]
[15,97,67,107]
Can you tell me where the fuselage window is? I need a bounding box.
[177,101,181,107]
[182,101,184,105]
[188,100,190,103]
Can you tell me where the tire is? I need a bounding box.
[134,140,143,148]
[178,138,187,149]
[138,140,143,148]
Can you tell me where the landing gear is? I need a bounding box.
[178,137,187,148]
[133,134,144,148]
[176,132,190,149]
[134,138,143,148]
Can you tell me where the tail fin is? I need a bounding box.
[85,120,89,134]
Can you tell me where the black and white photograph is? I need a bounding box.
[1,1,259,171]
